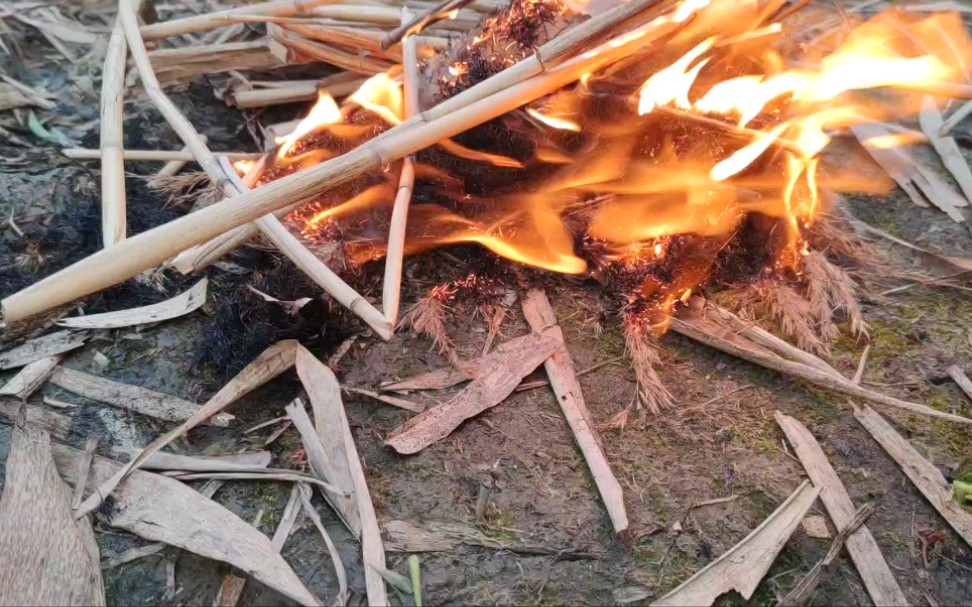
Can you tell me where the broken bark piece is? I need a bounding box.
[345,387,425,413]
[0,397,71,440]
[51,442,320,606]
[521,289,628,535]
[779,504,876,607]
[386,330,559,454]
[76,340,299,518]
[287,398,360,535]
[380,365,475,392]
[57,278,207,329]
[383,519,600,559]
[294,346,389,607]
[775,412,907,606]
[213,574,247,607]
[0,415,103,606]
[652,480,820,607]
[947,364,972,403]
[0,354,62,399]
[49,366,232,426]
[0,330,86,370]
[854,405,972,547]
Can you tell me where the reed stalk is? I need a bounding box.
[100,17,130,247]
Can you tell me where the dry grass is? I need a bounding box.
[399,293,459,365]
[803,250,867,337]
[624,319,674,414]
[145,171,219,209]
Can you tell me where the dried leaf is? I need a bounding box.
[0,416,103,605]
[58,279,208,329]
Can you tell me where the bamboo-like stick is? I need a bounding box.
[140,0,342,41]
[381,0,478,49]
[155,138,204,179]
[64,148,260,162]
[381,8,419,327]
[149,39,301,84]
[219,157,393,339]
[310,4,479,30]
[269,23,395,75]
[227,75,366,109]
[100,17,130,248]
[2,2,691,323]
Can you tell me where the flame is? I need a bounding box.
[276,91,341,159]
[349,73,404,125]
[526,108,581,131]
[259,0,972,323]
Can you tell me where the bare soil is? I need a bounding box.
[2,7,972,607]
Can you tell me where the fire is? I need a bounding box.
[257,0,972,326]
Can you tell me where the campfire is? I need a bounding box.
[3,0,972,605]
[206,0,968,409]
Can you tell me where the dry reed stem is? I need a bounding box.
[139,0,342,41]
[100,16,130,247]
[381,0,478,49]
[2,1,692,323]
[382,7,419,327]
[64,148,259,161]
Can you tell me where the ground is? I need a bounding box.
[1,3,972,606]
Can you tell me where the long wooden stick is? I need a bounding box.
[522,289,629,535]
[775,412,908,606]
[139,0,341,41]
[100,16,132,247]
[1,2,690,324]
[64,148,259,162]
[381,8,419,327]
[670,309,972,425]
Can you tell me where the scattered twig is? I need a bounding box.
[521,289,629,535]
[775,412,908,605]
[670,303,972,425]
[852,345,871,386]
[271,484,302,553]
[779,504,877,607]
[345,387,425,413]
[100,543,166,569]
[652,481,820,606]
[947,364,972,402]
[72,437,99,511]
[854,405,972,547]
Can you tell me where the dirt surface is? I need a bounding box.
[2,2,972,607]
